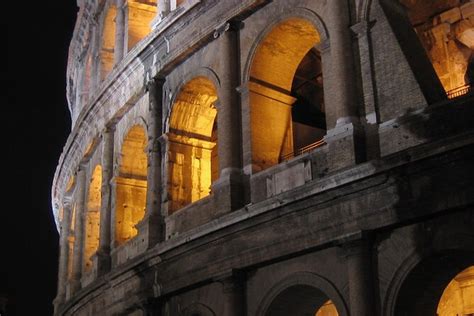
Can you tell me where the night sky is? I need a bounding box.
[3,1,78,315]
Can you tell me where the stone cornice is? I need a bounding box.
[58,131,474,314]
[52,0,272,230]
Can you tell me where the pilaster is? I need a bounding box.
[338,232,376,316]
[114,0,127,64]
[96,126,115,275]
[212,21,245,211]
[137,78,166,248]
[215,270,246,316]
[54,198,73,311]
[70,166,87,294]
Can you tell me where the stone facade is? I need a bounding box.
[52,0,474,315]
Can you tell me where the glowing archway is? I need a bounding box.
[84,165,102,271]
[393,251,474,315]
[115,125,148,245]
[249,18,325,171]
[264,285,339,316]
[437,265,474,316]
[168,77,219,213]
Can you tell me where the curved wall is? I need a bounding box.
[53,0,474,315]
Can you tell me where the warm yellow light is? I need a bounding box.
[115,125,148,245]
[249,18,321,171]
[127,0,157,51]
[437,265,474,316]
[84,165,102,272]
[115,176,147,244]
[402,1,474,93]
[315,300,338,316]
[168,77,218,213]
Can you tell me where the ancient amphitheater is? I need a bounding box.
[52,0,474,315]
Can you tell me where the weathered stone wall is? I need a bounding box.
[52,0,474,315]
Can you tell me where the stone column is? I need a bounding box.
[158,0,170,19]
[96,127,114,275]
[114,0,127,64]
[351,21,381,160]
[212,21,245,211]
[70,166,87,294]
[344,236,375,316]
[237,84,251,174]
[323,1,366,171]
[90,19,101,92]
[218,272,246,316]
[138,78,165,247]
[326,0,358,127]
[158,133,171,222]
[55,199,73,306]
[216,22,241,176]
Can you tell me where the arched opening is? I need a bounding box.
[83,165,102,272]
[127,0,157,51]
[168,77,219,214]
[249,18,325,172]
[437,265,474,316]
[100,4,117,81]
[115,125,148,245]
[394,251,474,315]
[265,285,339,316]
[400,0,474,96]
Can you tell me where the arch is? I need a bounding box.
[385,224,474,316]
[391,250,474,316]
[100,1,117,81]
[256,272,348,316]
[243,8,329,82]
[246,15,327,172]
[115,125,148,245]
[127,0,157,51]
[167,76,219,214]
[181,303,216,316]
[168,67,221,110]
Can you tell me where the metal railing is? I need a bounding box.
[446,84,473,99]
[280,139,326,162]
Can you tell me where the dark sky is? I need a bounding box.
[2,1,78,315]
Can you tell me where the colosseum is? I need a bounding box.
[52,0,474,315]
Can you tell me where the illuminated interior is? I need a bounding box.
[115,125,148,245]
[437,265,474,316]
[84,165,102,272]
[315,300,338,316]
[401,0,474,94]
[127,0,157,51]
[100,4,117,81]
[249,18,325,172]
[168,77,218,214]
[265,285,339,316]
